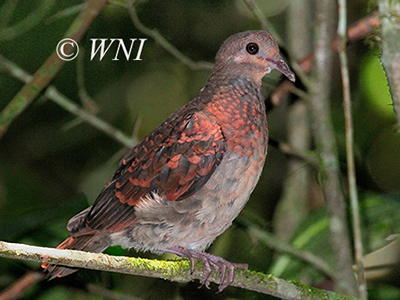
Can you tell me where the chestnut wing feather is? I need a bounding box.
[74,110,226,234]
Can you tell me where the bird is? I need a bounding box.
[42,30,295,291]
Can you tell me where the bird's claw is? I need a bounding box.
[168,246,248,291]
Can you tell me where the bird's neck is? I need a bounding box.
[201,73,263,102]
[208,69,262,89]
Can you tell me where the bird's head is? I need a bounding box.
[214,30,295,84]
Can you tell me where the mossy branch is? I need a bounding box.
[0,241,356,300]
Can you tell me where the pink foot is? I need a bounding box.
[168,246,248,292]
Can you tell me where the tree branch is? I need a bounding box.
[246,225,334,279]
[0,0,54,41]
[241,0,284,46]
[0,271,45,300]
[0,241,356,300]
[270,12,379,107]
[126,2,213,71]
[0,54,137,149]
[337,0,367,299]
[309,0,358,296]
[0,0,108,139]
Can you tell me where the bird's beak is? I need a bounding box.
[270,57,296,82]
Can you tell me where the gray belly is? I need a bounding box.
[110,150,266,254]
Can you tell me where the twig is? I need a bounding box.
[269,138,318,167]
[309,0,358,296]
[0,0,54,41]
[76,47,99,115]
[246,225,334,279]
[304,11,379,75]
[126,2,213,71]
[0,241,357,300]
[46,86,137,148]
[270,11,380,104]
[0,54,137,148]
[0,271,45,300]
[269,81,310,107]
[46,3,86,24]
[0,0,108,139]
[241,0,284,46]
[337,1,366,299]
[241,0,311,97]
[0,0,18,28]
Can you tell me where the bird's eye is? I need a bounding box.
[246,43,259,55]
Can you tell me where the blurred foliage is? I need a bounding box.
[272,194,400,283]
[0,0,399,299]
[361,54,396,121]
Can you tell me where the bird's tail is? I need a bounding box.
[42,234,109,279]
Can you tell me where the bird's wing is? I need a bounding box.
[69,109,226,235]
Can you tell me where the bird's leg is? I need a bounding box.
[167,246,248,291]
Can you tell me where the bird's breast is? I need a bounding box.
[206,86,268,155]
